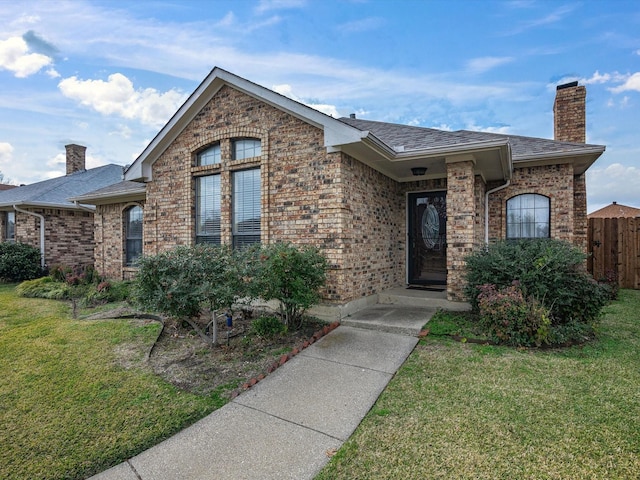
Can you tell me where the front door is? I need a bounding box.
[408,191,447,286]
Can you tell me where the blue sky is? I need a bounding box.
[0,0,639,212]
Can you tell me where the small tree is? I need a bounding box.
[133,245,257,346]
[253,242,328,330]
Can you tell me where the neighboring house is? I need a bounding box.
[588,201,640,219]
[0,184,17,191]
[74,68,605,313]
[0,145,124,269]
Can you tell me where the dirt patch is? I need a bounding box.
[102,309,327,397]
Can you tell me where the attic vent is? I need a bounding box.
[393,145,405,153]
[349,113,356,119]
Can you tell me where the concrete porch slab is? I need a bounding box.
[341,304,434,335]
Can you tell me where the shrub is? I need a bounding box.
[133,245,258,346]
[16,276,70,299]
[477,283,550,347]
[252,243,328,330]
[0,242,43,282]
[251,315,286,338]
[83,280,131,305]
[464,239,609,345]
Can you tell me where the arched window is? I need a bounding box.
[232,138,261,160]
[506,194,550,239]
[197,143,221,166]
[125,205,143,265]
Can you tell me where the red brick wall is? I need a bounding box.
[94,201,146,280]
[14,209,95,268]
[487,163,575,243]
[96,85,411,302]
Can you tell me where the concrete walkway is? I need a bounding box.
[90,305,429,480]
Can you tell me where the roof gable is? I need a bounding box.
[124,67,366,181]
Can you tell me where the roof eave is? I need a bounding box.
[0,200,95,210]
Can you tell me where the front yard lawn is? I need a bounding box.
[0,283,322,480]
[316,289,640,479]
[0,283,227,479]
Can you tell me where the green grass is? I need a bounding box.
[0,284,226,480]
[316,289,640,479]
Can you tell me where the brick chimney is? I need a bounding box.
[65,144,86,175]
[553,81,586,143]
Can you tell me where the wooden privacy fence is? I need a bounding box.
[588,217,640,289]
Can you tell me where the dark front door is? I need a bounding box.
[408,191,447,286]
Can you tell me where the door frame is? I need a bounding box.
[406,189,447,286]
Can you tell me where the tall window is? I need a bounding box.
[196,174,221,244]
[125,206,143,265]
[232,138,261,160]
[506,194,550,239]
[232,168,261,247]
[197,144,221,166]
[5,211,15,243]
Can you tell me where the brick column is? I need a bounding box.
[573,173,587,252]
[446,156,476,301]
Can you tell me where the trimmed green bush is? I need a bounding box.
[0,242,43,282]
[465,239,609,345]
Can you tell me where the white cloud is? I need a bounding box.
[255,0,306,14]
[582,70,611,84]
[587,162,640,208]
[58,73,187,127]
[273,83,340,116]
[0,142,14,165]
[0,35,52,77]
[467,56,514,74]
[466,123,512,134]
[610,72,640,93]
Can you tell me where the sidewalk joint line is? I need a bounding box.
[297,351,399,376]
[234,402,346,442]
[127,460,143,480]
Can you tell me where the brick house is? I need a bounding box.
[75,68,604,314]
[0,144,123,269]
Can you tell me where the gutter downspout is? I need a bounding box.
[13,205,46,269]
[484,180,510,245]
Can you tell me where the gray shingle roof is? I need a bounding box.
[70,180,146,203]
[0,164,124,209]
[339,117,604,160]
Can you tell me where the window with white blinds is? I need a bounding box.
[125,206,143,265]
[196,174,221,244]
[232,168,260,247]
